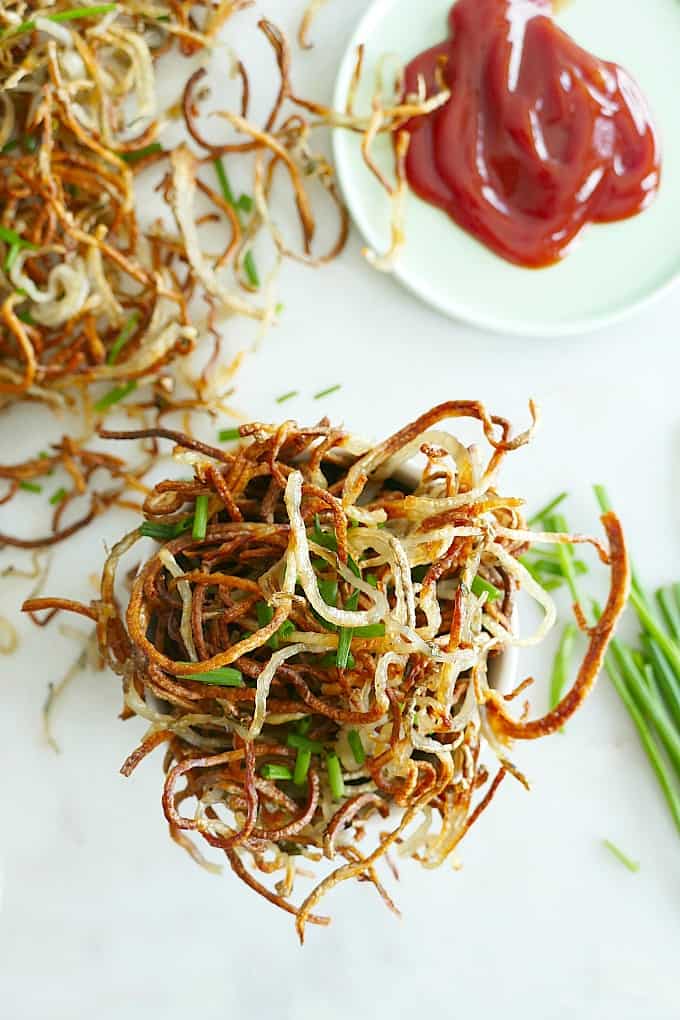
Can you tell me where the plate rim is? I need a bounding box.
[331,0,680,338]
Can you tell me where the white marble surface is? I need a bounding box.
[1,3,680,1018]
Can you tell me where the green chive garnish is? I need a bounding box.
[277,620,295,641]
[336,587,359,669]
[287,732,324,754]
[314,384,342,400]
[218,427,241,442]
[237,194,254,213]
[296,717,312,736]
[19,480,42,493]
[244,250,260,289]
[471,575,502,603]
[4,243,21,274]
[93,380,137,413]
[318,578,338,607]
[336,627,353,669]
[0,225,37,253]
[326,752,344,800]
[1,4,117,39]
[192,494,209,541]
[293,749,311,785]
[528,491,568,526]
[139,518,192,541]
[353,623,385,638]
[550,621,577,719]
[318,651,356,669]
[214,157,238,207]
[23,136,38,154]
[106,311,139,365]
[178,667,243,687]
[256,602,274,628]
[276,390,299,404]
[119,143,163,164]
[347,729,365,765]
[602,839,639,873]
[261,764,293,782]
[49,487,68,505]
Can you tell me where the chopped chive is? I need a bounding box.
[1,4,117,39]
[1,139,19,153]
[276,390,299,404]
[524,558,588,579]
[353,623,385,638]
[48,4,118,22]
[314,384,341,400]
[365,573,378,588]
[318,578,338,607]
[192,494,209,541]
[213,157,238,208]
[546,514,582,605]
[471,575,502,603]
[287,732,324,754]
[4,242,22,274]
[23,135,38,154]
[49,487,68,505]
[411,565,428,583]
[528,491,568,526]
[218,427,241,442]
[93,380,137,413]
[293,748,312,785]
[256,601,280,649]
[106,311,139,365]
[261,763,293,782]
[319,650,355,669]
[0,224,37,249]
[347,729,365,765]
[156,13,170,21]
[325,752,344,800]
[277,620,295,641]
[336,627,353,669]
[178,667,243,687]
[275,302,284,315]
[296,717,312,736]
[256,602,274,627]
[312,515,337,552]
[19,480,42,493]
[243,250,260,289]
[237,193,254,214]
[16,308,34,325]
[550,622,577,714]
[119,143,163,164]
[139,517,192,541]
[602,839,639,873]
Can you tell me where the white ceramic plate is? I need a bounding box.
[333,0,680,336]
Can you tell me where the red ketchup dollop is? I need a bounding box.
[401,0,661,267]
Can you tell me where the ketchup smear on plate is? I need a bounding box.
[401,0,661,268]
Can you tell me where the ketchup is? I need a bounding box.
[401,0,661,268]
